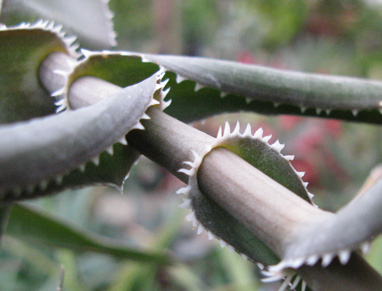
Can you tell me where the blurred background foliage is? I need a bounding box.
[2,0,382,290]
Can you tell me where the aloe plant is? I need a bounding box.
[1,1,382,290]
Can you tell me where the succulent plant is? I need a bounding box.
[1,1,382,290]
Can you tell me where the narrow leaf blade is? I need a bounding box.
[6,204,171,264]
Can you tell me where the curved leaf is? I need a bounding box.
[126,108,382,289]
[0,23,77,123]
[0,73,160,202]
[145,54,382,124]
[6,204,170,263]
[280,178,382,270]
[0,0,116,49]
[177,121,314,266]
[57,50,164,111]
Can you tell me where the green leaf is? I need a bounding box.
[6,204,171,264]
[0,73,160,202]
[63,50,161,110]
[0,204,11,245]
[144,54,382,124]
[0,24,77,123]
[0,0,116,49]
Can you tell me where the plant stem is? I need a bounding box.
[40,52,382,290]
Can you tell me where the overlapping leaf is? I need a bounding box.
[0,73,161,202]
[0,23,77,123]
[0,0,116,49]
[143,54,382,124]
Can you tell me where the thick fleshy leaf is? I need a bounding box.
[0,73,160,202]
[144,54,382,124]
[57,50,164,112]
[0,23,77,123]
[0,0,116,49]
[176,121,315,267]
[127,109,382,289]
[278,175,382,271]
[127,108,281,266]
[6,204,170,263]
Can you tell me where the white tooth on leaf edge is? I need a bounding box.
[352,110,359,117]
[179,198,192,209]
[134,122,145,130]
[245,97,252,104]
[241,254,249,261]
[176,186,191,196]
[190,150,201,164]
[295,171,305,178]
[322,253,334,267]
[65,35,77,45]
[178,168,195,176]
[290,257,304,269]
[92,156,100,166]
[220,92,229,98]
[339,250,351,264]
[106,146,114,155]
[283,155,294,161]
[227,245,234,253]
[55,98,66,107]
[197,224,204,235]
[149,99,160,106]
[243,124,252,136]
[119,137,127,145]
[262,135,272,143]
[51,88,65,97]
[141,113,150,120]
[207,231,215,240]
[306,255,319,266]
[79,164,86,172]
[220,240,227,248]
[223,122,231,136]
[216,127,223,139]
[254,128,263,139]
[182,161,194,167]
[232,121,240,135]
[271,140,284,153]
[160,78,170,88]
[185,211,196,223]
[194,83,205,91]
